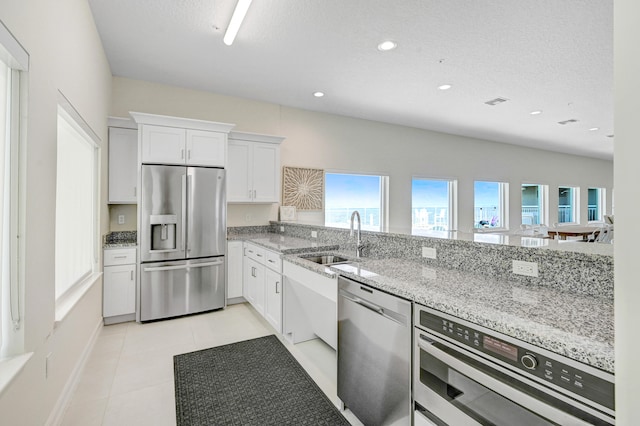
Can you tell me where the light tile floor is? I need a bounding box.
[60,303,362,425]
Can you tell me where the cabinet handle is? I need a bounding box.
[275,281,280,294]
[131,270,134,281]
[254,189,257,199]
[181,149,185,159]
[248,189,252,199]
[187,149,191,160]
[113,255,127,259]
[257,253,263,257]
[268,259,275,263]
[133,186,137,197]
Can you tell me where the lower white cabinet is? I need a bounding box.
[242,242,283,333]
[103,247,137,324]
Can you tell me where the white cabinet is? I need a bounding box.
[103,248,137,324]
[227,241,244,302]
[130,112,234,167]
[108,127,138,203]
[242,242,283,332]
[140,125,227,167]
[227,131,284,203]
[264,268,282,332]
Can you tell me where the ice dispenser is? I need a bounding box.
[150,214,177,251]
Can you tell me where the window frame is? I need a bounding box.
[323,171,389,232]
[473,180,509,231]
[557,185,579,225]
[411,176,457,234]
[587,187,606,223]
[54,95,101,307]
[521,183,548,226]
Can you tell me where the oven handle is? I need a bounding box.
[418,337,593,426]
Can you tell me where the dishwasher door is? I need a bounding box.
[337,276,412,426]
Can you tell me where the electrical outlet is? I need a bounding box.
[118,214,125,225]
[422,247,437,259]
[280,226,285,232]
[512,260,539,277]
[311,231,317,238]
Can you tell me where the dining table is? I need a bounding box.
[547,225,601,241]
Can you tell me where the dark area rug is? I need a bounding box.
[174,334,351,425]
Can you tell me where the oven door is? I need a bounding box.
[414,330,613,426]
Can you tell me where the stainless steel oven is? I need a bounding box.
[414,305,614,425]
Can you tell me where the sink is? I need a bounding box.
[300,254,351,265]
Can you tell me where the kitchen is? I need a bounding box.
[0,1,638,425]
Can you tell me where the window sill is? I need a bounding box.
[0,352,33,397]
[54,272,102,328]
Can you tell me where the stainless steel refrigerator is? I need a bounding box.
[139,164,226,321]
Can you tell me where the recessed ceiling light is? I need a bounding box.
[589,127,600,131]
[377,40,397,51]
[438,84,452,90]
[530,110,542,115]
[313,91,324,98]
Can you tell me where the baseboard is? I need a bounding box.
[45,317,103,426]
[104,313,135,325]
[226,296,246,305]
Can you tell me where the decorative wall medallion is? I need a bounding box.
[282,167,324,210]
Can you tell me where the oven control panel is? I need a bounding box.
[418,309,614,411]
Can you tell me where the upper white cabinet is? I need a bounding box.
[130,112,235,167]
[227,131,284,203]
[108,125,138,204]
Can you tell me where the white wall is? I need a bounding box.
[614,0,640,423]
[0,0,112,424]
[111,77,613,233]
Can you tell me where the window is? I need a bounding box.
[324,172,387,232]
[588,187,606,222]
[55,105,99,301]
[474,181,508,229]
[521,184,547,225]
[558,186,578,224]
[0,19,28,358]
[411,178,456,233]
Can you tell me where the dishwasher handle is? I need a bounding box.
[339,288,408,326]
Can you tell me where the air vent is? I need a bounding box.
[484,97,509,106]
[557,119,579,125]
[606,134,614,138]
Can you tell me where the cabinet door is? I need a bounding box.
[252,142,280,203]
[141,125,186,164]
[186,129,226,167]
[244,258,265,314]
[108,127,138,203]
[227,140,253,202]
[264,268,282,333]
[227,241,244,299]
[103,264,136,317]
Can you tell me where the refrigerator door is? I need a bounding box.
[187,167,226,258]
[140,257,225,321]
[141,165,187,262]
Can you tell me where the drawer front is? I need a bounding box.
[244,243,265,264]
[264,249,282,273]
[104,248,137,266]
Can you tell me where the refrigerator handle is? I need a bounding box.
[182,173,187,252]
[143,260,224,272]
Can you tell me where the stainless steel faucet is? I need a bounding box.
[350,210,364,258]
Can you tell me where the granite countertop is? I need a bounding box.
[103,231,137,248]
[282,250,614,374]
[228,233,339,254]
[236,232,614,373]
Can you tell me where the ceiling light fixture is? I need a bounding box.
[223,0,253,46]
[589,127,600,131]
[313,91,325,98]
[377,40,397,51]
[530,110,542,115]
[438,84,452,90]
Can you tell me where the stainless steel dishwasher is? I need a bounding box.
[338,275,412,426]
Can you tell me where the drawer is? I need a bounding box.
[244,243,265,264]
[264,249,282,273]
[104,248,137,266]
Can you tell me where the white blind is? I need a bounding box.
[55,109,96,300]
[0,60,9,347]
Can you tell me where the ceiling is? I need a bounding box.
[88,0,613,160]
